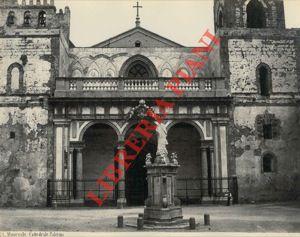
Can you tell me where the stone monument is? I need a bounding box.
[127,100,188,227]
[143,122,185,226]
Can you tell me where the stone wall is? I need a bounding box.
[0,3,67,205]
[233,105,300,202]
[0,105,50,207]
[0,37,53,94]
[228,37,298,94]
[224,28,300,202]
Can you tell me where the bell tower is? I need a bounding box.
[214,0,285,31]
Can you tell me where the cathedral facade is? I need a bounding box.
[0,0,299,207]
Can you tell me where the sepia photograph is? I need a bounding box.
[0,0,299,236]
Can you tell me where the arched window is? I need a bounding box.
[120,55,158,78]
[38,11,46,27]
[257,64,271,97]
[218,10,223,28]
[7,63,24,94]
[262,153,276,173]
[128,63,149,78]
[24,11,31,26]
[135,41,141,47]
[247,0,266,28]
[6,11,15,26]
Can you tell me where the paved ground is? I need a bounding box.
[0,202,299,233]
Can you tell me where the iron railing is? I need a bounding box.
[47,176,238,207]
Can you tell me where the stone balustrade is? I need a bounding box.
[124,79,159,91]
[55,77,227,98]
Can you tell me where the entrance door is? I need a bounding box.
[125,154,147,205]
[125,125,157,206]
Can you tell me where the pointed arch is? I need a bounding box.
[161,68,173,77]
[218,10,223,28]
[87,62,101,77]
[119,55,158,78]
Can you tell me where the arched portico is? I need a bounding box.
[52,115,230,206]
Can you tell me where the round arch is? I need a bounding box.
[78,121,121,142]
[119,55,158,78]
[166,120,205,141]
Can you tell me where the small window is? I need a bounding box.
[135,41,141,47]
[38,11,46,27]
[7,63,24,94]
[6,11,15,26]
[262,153,275,173]
[263,124,272,139]
[218,11,223,28]
[24,11,31,26]
[10,132,15,139]
[257,64,271,97]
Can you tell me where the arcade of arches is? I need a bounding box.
[58,118,229,206]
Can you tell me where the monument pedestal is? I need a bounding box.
[143,163,187,227]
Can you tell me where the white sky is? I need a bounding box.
[53,0,300,47]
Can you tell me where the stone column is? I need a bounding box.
[54,119,70,198]
[201,146,208,196]
[219,123,229,190]
[76,145,84,199]
[67,148,74,198]
[209,147,215,196]
[212,120,220,193]
[54,120,69,174]
[68,148,74,181]
[212,118,229,194]
[117,143,127,208]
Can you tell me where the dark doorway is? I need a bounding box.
[125,124,157,206]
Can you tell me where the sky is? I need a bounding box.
[52,0,300,47]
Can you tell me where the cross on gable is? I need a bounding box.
[133,1,143,17]
[133,1,143,26]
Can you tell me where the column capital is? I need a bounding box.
[53,119,71,126]
[200,146,208,151]
[211,118,230,125]
[70,141,85,150]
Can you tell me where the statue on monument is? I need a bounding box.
[154,122,170,164]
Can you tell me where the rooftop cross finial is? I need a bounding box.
[133,1,143,27]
